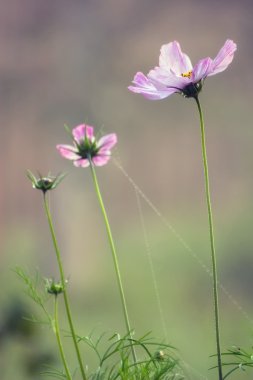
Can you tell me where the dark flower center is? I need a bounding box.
[182,80,203,98]
[76,138,99,159]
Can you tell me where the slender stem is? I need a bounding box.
[194,96,223,380]
[43,194,87,380]
[53,295,73,380]
[89,161,137,363]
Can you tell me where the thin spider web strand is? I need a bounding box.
[135,189,208,380]
[113,158,253,325]
[110,147,207,380]
[135,189,168,341]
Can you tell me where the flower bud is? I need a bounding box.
[154,350,165,361]
[27,171,66,193]
[45,279,65,296]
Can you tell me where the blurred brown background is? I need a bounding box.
[1,1,253,379]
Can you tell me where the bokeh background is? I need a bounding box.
[1,1,253,379]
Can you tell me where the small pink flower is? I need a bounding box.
[57,124,117,167]
[129,40,237,99]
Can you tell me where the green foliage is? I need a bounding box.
[14,267,52,324]
[41,365,69,379]
[15,268,184,379]
[212,346,253,379]
[78,332,184,379]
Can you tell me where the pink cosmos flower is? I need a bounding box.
[128,40,237,99]
[56,124,117,167]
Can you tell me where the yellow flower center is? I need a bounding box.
[181,71,192,78]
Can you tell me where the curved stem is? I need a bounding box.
[194,96,223,380]
[89,161,137,363]
[53,295,73,380]
[43,194,87,380]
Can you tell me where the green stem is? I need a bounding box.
[53,295,72,380]
[43,194,87,380]
[194,96,223,380]
[89,161,137,363]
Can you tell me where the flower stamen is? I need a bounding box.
[181,70,192,78]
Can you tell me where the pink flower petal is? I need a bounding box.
[72,124,94,143]
[192,57,213,82]
[56,144,80,160]
[92,155,111,166]
[128,72,176,100]
[73,158,90,168]
[208,39,237,77]
[97,133,117,151]
[148,66,188,91]
[159,41,192,75]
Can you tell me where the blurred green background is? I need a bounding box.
[1,0,253,379]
